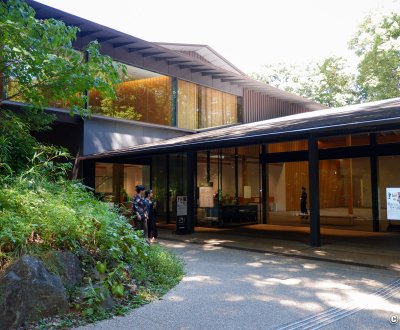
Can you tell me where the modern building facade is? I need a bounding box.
[4,1,400,246]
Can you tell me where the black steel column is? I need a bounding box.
[187,151,196,233]
[166,154,170,224]
[234,148,239,207]
[308,135,321,247]
[206,151,211,183]
[261,144,268,224]
[370,134,380,232]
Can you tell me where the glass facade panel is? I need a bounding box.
[199,86,238,128]
[152,155,168,221]
[268,161,309,225]
[268,140,308,153]
[377,131,400,144]
[177,80,198,129]
[319,158,372,230]
[90,64,172,125]
[378,155,400,230]
[95,163,114,197]
[196,146,259,227]
[318,134,369,149]
[168,153,188,223]
[177,80,239,129]
[95,162,149,205]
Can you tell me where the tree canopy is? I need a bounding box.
[251,11,400,107]
[0,0,124,115]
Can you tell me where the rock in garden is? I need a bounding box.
[44,251,83,287]
[0,255,69,330]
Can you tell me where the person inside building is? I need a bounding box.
[300,186,308,219]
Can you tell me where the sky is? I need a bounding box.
[36,0,399,74]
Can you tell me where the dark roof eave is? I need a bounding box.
[80,108,400,161]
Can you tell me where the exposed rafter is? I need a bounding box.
[141,51,166,57]
[128,47,152,53]
[113,41,137,48]
[168,60,192,65]
[179,64,204,69]
[191,68,214,73]
[221,78,246,82]
[155,56,180,61]
[79,30,102,38]
[97,36,120,43]
[202,71,224,76]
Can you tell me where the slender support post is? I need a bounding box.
[370,134,380,232]
[186,151,196,233]
[308,135,321,247]
[166,154,170,224]
[234,148,239,208]
[261,144,268,224]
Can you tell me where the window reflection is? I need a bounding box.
[90,64,172,125]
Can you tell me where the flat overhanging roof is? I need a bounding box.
[80,98,400,160]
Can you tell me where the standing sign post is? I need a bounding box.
[386,188,400,232]
[176,196,188,234]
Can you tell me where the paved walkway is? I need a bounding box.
[159,224,400,270]
[75,225,400,330]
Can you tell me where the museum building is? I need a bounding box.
[4,1,400,246]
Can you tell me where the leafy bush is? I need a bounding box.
[0,172,184,324]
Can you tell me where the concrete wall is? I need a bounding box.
[83,116,192,155]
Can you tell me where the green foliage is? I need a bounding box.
[251,11,399,107]
[0,110,38,175]
[349,12,400,102]
[0,0,125,115]
[0,172,184,324]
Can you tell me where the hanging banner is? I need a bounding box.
[386,188,400,220]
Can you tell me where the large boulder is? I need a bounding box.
[0,255,69,330]
[43,251,83,288]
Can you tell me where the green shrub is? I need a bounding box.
[0,173,184,325]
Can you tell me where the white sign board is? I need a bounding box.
[199,186,214,208]
[177,196,188,216]
[386,188,400,220]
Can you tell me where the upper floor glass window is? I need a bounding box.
[177,80,239,130]
[89,64,172,126]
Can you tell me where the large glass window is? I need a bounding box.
[268,140,307,153]
[268,161,309,226]
[196,146,259,227]
[94,162,150,205]
[177,80,198,129]
[318,134,369,149]
[378,155,400,231]
[89,64,172,125]
[177,80,239,129]
[377,131,400,144]
[152,155,168,222]
[319,158,372,230]
[199,86,238,128]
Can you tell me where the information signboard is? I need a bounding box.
[386,188,400,220]
[177,196,188,216]
[199,187,214,208]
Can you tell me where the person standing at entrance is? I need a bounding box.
[132,185,149,242]
[144,189,158,243]
[300,186,308,218]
